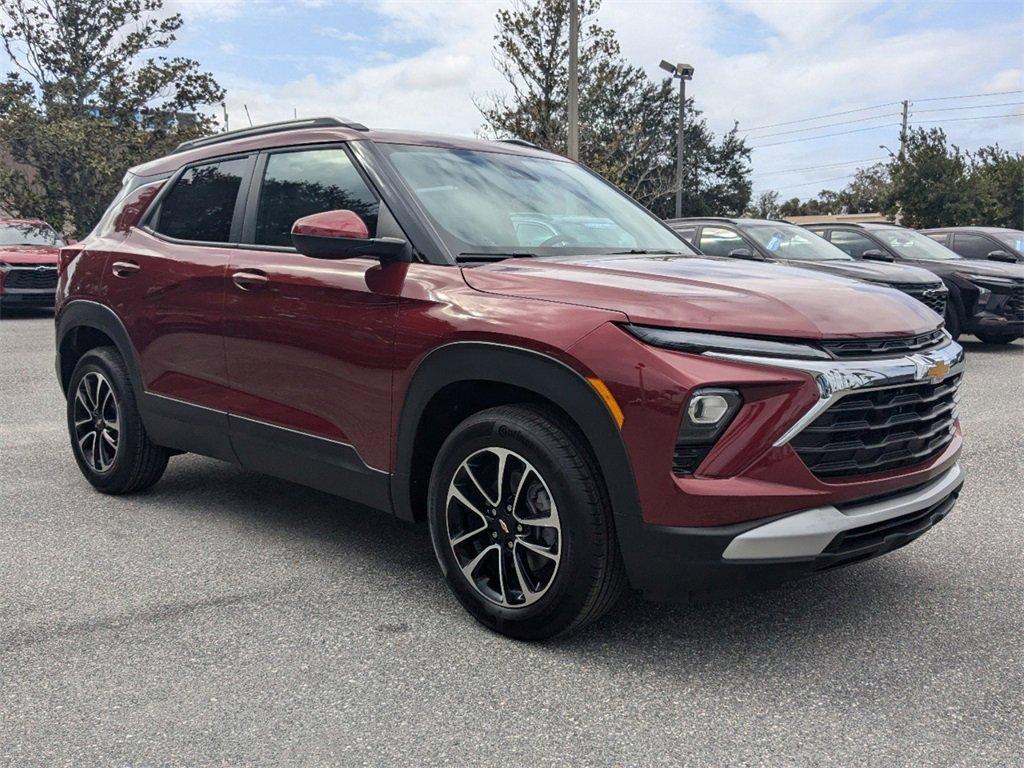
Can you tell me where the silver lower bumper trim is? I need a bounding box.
[721,463,963,561]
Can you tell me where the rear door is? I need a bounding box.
[108,153,255,460]
[222,144,401,508]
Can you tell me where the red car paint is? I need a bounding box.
[0,219,63,305]
[56,125,961,539]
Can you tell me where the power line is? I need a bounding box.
[753,172,859,195]
[741,90,1024,134]
[751,123,899,149]
[913,89,1023,103]
[909,111,1024,126]
[741,102,898,133]
[748,112,900,140]
[752,157,887,178]
[913,100,1024,114]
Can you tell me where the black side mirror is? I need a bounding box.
[728,247,763,261]
[987,250,1019,263]
[861,249,895,262]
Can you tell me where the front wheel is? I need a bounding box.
[975,332,1020,345]
[427,405,625,640]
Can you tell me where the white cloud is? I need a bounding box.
[215,0,1022,196]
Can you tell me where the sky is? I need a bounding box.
[11,0,1024,200]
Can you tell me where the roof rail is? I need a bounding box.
[172,116,369,154]
[498,137,541,149]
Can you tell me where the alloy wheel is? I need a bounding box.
[445,447,562,608]
[73,371,120,473]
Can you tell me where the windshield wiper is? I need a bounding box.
[456,251,537,263]
[606,249,687,255]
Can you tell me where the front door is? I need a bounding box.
[223,145,401,509]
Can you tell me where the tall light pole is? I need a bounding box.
[567,0,580,160]
[660,60,694,219]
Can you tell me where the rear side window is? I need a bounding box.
[952,233,994,259]
[254,148,379,247]
[829,230,876,258]
[924,232,949,246]
[672,225,697,244]
[155,157,249,243]
[698,226,746,257]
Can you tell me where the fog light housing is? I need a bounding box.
[674,388,743,475]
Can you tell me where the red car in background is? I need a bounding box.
[0,219,65,309]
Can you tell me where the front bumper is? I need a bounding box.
[630,463,963,601]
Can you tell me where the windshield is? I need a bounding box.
[741,222,851,261]
[872,228,961,261]
[994,230,1024,253]
[0,222,64,247]
[380,144,695,258]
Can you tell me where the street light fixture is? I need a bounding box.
[660,60,694,219]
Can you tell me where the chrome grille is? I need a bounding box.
[791,373,961,478]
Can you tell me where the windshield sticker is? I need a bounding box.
[766,233,783,252]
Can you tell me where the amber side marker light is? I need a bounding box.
[587,377,625,429]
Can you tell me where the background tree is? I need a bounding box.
[746,190,780,219]
[970,145,1023,228]
[0,0,224,235]
[882,128,977,228]
[479,0,751,218]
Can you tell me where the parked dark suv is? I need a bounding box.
[55,118,965,639]
[669,218,947,315]
[806,222,1024,345]
[920,227,1024,263]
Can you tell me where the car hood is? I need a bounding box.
[0,244,60,265]
[941,258,1024,279]
[776,258,939,286]
[462,254,941,339]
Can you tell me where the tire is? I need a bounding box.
[427,404,626,640]
[975,332,1020,345]
[66,346,169,494]
[944,303,962,340]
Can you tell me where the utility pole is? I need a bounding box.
[899,99,909,160]
[660,61,694,219]
[567,0,579,161]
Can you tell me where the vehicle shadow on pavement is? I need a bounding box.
[148,455,947,665]
[958,337,1023,355]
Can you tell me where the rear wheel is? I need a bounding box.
[66,347,169,494]
[427,405,625,640]
[975,332,1020,345]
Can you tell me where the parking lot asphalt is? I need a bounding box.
[1,309,1022,767]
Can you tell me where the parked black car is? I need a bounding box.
[804,222,1024,345]
[669,218,947,315]
[920,227,1024,263]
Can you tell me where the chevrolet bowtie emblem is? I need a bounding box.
[925,360,950,381]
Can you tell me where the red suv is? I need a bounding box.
[0,218,65,308]
[55,118,965,639]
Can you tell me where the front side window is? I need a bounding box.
[379,144,693,258]
[0,221,64,246]
[740,222,851,261]
[155,157,249,242]
[255,148,379,247]
[698,226,747,257]
[872,228,961,261]
[829,230,877,258]
[952,233,996,259]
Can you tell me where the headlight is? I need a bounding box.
[674,387,744,475]
[624,324,831,360]
[959,273,1016,287]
